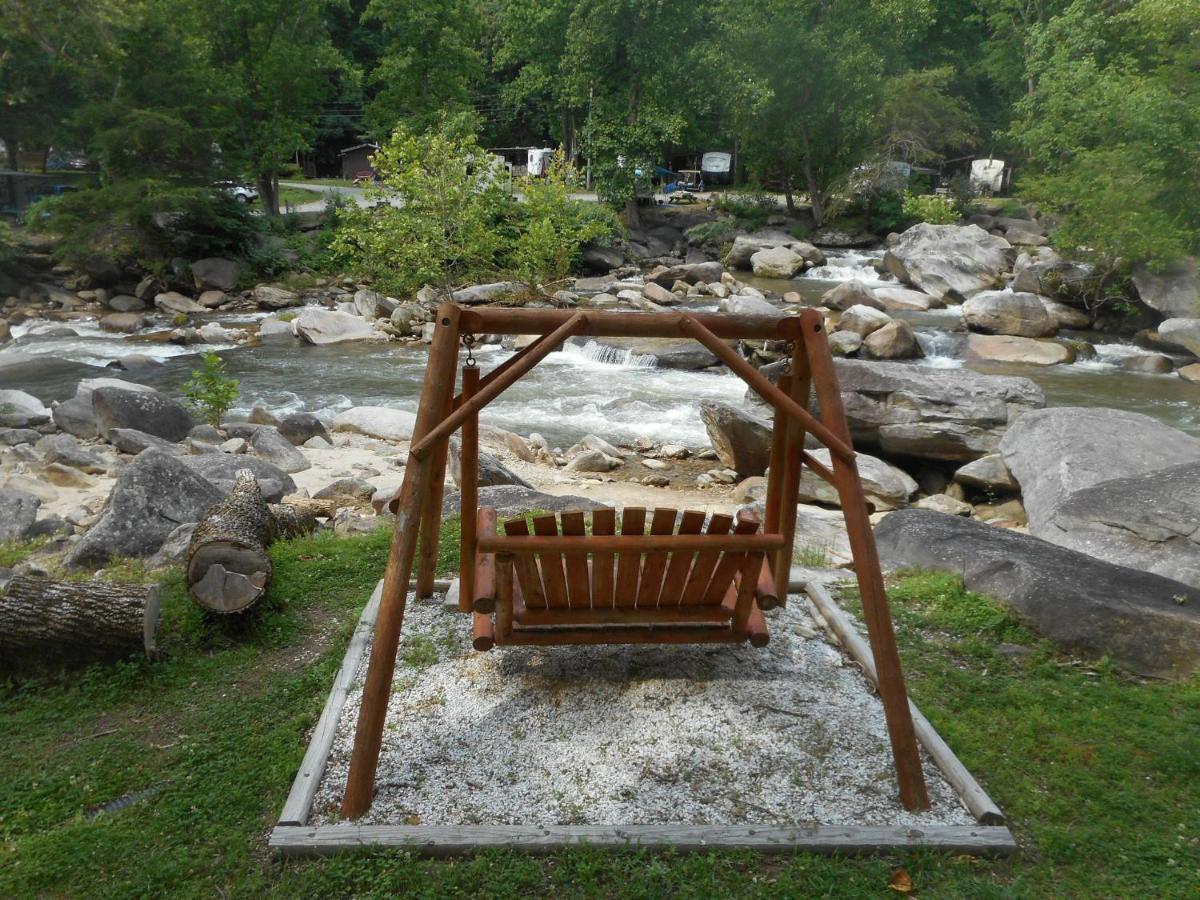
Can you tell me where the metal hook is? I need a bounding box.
[461,334,477,368]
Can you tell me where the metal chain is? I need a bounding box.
[461,334,477,368]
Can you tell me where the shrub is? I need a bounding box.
[714,190,779,231]
[901,191,960,225]
[181,351,239,427]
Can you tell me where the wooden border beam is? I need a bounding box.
[458,307,808,340]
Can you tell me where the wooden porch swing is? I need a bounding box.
[339,303,931,818]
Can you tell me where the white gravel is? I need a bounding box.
[311,591,975,828]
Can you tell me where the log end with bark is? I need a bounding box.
[185,470,317,614]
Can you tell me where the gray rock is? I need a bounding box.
[191,257,240,292]
[108,428,181,455]
[798,448,917,510]
[861,320,923,360]
[875,509,1200,679]
[962,290,1057,337]
[294,307,381,344]
[700,401,772,476]
[645,261,725,286]
[190,423,224,442]
[258,318,296,342]
[953,454,1018,493]
[1158,318,1200,357]
[53,378,157,439]
[565,449,621,473]
[0,389,51,427]
[448,439,534,488]
[154,291,205,315]
[92,387,194,442]
[249,426,311,473]
[875,286,942,311]
[580,245,624,273]
[1133,257,1198,319]
[440,485,608,517]
[836,305,892,338]
[828,331,863,356]
[999,407,1200,540]
[352,289,383,319]
[914,493,973,516]
[331,406,416,442]
[27,514,67,538]
[277,412,330,446]
[0,488,40,541]
[247,407,280,427]
[313,478,376,503]
[99,312,146,333]
[822,281,885,312]
[1012,261,1096,304]
[883,224,1011,302]
[253,285,302,309]
[35,433,105,473]
[64,450,223,568]
[105,294,147,313]
[720,295,783,318]
[750,245,806,278]
[750,358,1045,462]
[0,428,41,446]
[451,281,526,304]
[197,290,226,309]
[966,334,1073,367]
[146,522,198,568]
[177,454,295,503]
[1039,297,1091,330]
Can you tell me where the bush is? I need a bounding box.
[901,191,960,225]
[27,181,261,273]
[181,351,239,427]
[713,190,779,231]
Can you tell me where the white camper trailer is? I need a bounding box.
[970,158,1007,194]
[701,151,732,185]
[527,148,556,177]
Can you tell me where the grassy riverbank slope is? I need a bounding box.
[1,527,1196,897]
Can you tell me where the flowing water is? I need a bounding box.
[3,247,1198,445]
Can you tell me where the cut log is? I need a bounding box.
[186,469,317,613]
[279,496,343,518]
[0,572,160,675]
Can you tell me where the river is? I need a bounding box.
[3,249,1198,447]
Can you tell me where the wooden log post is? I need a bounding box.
[185,470,317,614]
[342,302,461,819]
[773,343,812,602]
[799,310,931,812]
[458,366,481,613]
[0,573,161,676]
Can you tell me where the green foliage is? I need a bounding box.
[1011,0,1200,269]
[180,352,239,428]
[902,191,961,225]
[0,538,48,568]
[713,191,780,232]
[27,182,259,272]
[512,150,617,284]
[331,118,512,295]
[0,219,14,266]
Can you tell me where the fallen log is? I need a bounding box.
[0,572,160,675]
[279,496,344,518]
[186,469,317,614]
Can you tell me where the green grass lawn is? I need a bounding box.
[1,525,1197,897]
[276,184,336,210]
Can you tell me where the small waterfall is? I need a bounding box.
[568,339,658,369]
[801,249,896,284]
[915,329,965,368]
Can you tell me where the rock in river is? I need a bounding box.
[875,508,1200,679]
[0,389,50,427]
[92,387,194,442]
[962,290,1057,338]
[966,334,1073,366]
[883,223,1011,302]
[293,307,383,344]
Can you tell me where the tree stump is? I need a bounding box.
[185,469,317,613]
[0,573,160,676]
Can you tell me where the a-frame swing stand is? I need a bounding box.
[340,303,932,819]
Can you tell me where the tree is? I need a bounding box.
[1011,0,1200,272]
[205,0,347,215]
[725,0,931,226]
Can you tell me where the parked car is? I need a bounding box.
[214,181,259,203]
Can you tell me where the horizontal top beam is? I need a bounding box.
[458,307,811,341]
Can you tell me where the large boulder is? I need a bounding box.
[91,387,194,442]
[0,488,40,541]
[64,450,224,568]
[191,258,240,292]
[331,406,417,442]
[108,428,182,456]
[645,261,725,286]
[750,246,806,278]
[253,285,302,310]
[277,412,331,446]
[1158,318,1200,357]
[451,281,526,304]
[1011,260,1097,303]
[966,334,1073,366]
[249,426,311,473]
[449,439,534,489]
[0,389,51,427]
[835,305,892,338]
[441,485,608,517]
[1047,463,1200,589]
[724,231,825,270]
[861,320,923,360]
[798,449,917,510]
[822,280,885,312]
[962,290,1057,337]
[700,401,772,475]
[36,433,105,473]
[999,407,1200,584]
[52,378,157,439]
[154,292,205,315]
[178,453,295,502]
[782,358,1045,462]
[874,286,942,312]
[1133,257,1198,319]
[883,224,1011,302]
[293,308,382,345]
[875,509,1200,679]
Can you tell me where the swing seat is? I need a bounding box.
[467,505,785,649]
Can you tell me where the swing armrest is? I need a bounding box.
[472,507,497,613]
